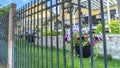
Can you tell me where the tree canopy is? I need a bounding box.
[0,4,9,16]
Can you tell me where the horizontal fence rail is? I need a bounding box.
[0,13,9,64]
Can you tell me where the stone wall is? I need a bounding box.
[35,34,120,60]
[35,36,64,48]
[97,34,120,60]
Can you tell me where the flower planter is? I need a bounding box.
[75,45,90,58]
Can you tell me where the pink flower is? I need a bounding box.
[83,35,89,38]
[77,36,80,40]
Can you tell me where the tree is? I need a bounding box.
[0,4,2,7]
[0,4,9,16]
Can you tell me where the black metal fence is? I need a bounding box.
[0,13,9,64]
[0,0,109,68]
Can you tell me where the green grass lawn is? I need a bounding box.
[14,38,120,68]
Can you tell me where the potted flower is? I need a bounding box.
[73,33,91,58]
[65,26,102,58]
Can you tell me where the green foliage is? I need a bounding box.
[59,31,63,36]
[43,21,49,26]
[109,20,119,34]
[73,33,79,45]
[55,19,61,24]
[95,23,102,34]
[0,5,9,16]
[43,29,57,36]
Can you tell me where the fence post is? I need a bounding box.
[7,3,16,68]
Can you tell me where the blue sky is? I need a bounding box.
[0,0,30,8]
[0,0,56,9]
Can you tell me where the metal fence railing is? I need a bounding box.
[12,0,107,68]
[0,0,109,68]
[0,13,9,64]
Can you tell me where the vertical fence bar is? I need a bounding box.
[56,0,59,68]
[88,0,94,68]
[6,14,9,64]
[4,15,5,63]
[62,0,66,68]
[0,17,1,62]
[25,4,27,68]
[20,7,22,68]
[8,3,16,68]
[16,10,19,68]
[6,12,9,64]
[13,12,16,68]
[33,0,36,68]
[23,5,26,68]
[69,2,74,68]
[19,8,22,68]
[18,8,21,68]
[5,14,7,63]
[0,13,8,65]
[0,17,2,58]
[17,9,20,68]
[45,0,48,68]
[28,1,33,68]
[27,3,30,68]
[21,7,24,68]
[50,0,53,68]
[1,15,3,63]
[13,15,15,68]
[1,15,5,62]
[3,15,5,64]
[77,0,84,68]
[100,0,108,68]
[22,5,25,68]
[36,0,40,68]
[41,0,43,68]
[19,7,22,68]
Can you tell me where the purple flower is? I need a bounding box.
[94,36,102,41]
[64,37,68,41]
[94,36,99,40]
[90,41,96,46]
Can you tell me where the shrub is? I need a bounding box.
[109,20,119,34]
[95,23,102,34]
[43,29,57,36]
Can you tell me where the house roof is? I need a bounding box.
[73,0,117,10]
